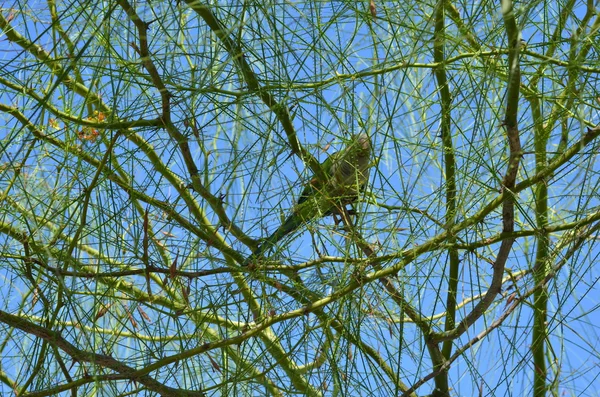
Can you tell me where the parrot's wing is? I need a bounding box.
[297,150,338,205]
[331,133,371,184]
[322,132,372,206]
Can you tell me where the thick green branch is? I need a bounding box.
[433,0,459,377]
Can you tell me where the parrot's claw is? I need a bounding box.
[330,205,358,226]
[332,213,341,225]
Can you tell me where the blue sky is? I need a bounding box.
[0,1,599,396]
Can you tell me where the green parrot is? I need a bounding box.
[246,133,372,265]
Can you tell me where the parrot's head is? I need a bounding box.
[355,132,371,150]
[351,132,371,157]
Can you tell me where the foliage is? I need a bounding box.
[0,1,599,396]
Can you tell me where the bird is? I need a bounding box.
[245,133,372,265]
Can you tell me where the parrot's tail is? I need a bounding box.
[244,212,303,266]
